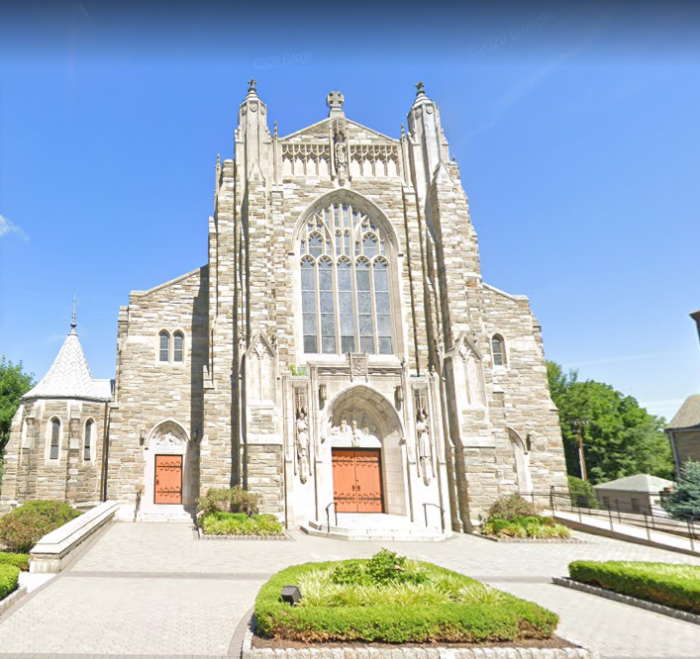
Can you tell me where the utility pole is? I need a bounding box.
[572,419,589,481]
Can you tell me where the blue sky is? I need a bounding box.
[1,1,699,421]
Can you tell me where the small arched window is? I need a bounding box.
[173,332,184,363]
[84,419,93,462]
[492,334,506,367]
[50,418,61,460]
[159,331,170,362]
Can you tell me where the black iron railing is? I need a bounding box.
[325,501,338,533]
[422,502,445,533]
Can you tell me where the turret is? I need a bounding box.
[234,79,273,184]
[405,82,451,198]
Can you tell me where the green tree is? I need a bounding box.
[547,361,674,484]
[661,461,700,520]
[0,356,34,480]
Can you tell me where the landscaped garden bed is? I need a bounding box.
[567,560,700,614]
[253,549,565,646]
[197,487,287,539]
[0,500,82,553]
[478,494,573,541]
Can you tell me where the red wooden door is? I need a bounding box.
[332,449,383,513]
[155,454,182,504]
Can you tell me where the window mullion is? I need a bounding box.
[369,261,379,354]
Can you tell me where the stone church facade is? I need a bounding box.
[1,83,567,532]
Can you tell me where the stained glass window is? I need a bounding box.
[299,203,394,355]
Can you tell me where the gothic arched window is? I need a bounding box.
[84,419,93,462]
[49,418,61,460]
[173,332,184,363]
[159,331,170,362]
[299,202,394,355]
[492,334,506,367]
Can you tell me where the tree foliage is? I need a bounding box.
[661,461,700,520]
[547,361,674,485]
[0,356,34,455]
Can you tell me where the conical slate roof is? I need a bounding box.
[23,323,111,402]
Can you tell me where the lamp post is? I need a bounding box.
[572,419,589,481]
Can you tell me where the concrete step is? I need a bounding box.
[301,514,450,542]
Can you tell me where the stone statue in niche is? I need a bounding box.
[416,410,433,485]
[295,408,310,484]
[329,414,379,446]
[333,120,347,185]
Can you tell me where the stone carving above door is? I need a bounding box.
[327,413,380,448]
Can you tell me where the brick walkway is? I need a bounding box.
[0,523,699,658]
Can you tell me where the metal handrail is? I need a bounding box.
[325,501,338,533]
[423,502,445,533]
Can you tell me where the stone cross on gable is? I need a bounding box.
[326,91,344,109]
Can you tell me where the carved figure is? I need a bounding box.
[351,420,361,447]
[296,409,310,483]
[416,411,433,484]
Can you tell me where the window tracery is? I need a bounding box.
[299,203,394,355]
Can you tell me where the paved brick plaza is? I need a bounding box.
[0,524,699,658]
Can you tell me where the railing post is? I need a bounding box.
[550,486,555,512]
[689,519,696,553]
[608,505,613,531]
[644,511,651,541]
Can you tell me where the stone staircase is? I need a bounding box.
[300,513,451,541]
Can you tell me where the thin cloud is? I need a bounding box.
[0,214,28,241]
[465,5,619,141]
[564,351,684,369]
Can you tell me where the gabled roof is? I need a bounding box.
[593,473,674,493]
[667,395,700,431]
[23,324,112,402]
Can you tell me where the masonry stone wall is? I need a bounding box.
[1,398,107,509]
[107,267,208,506]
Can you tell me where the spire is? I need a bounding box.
[22,311,111,402]
[70,295,77,334]
[412,80,432,108]
[246,78,259,100]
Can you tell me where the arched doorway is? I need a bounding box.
[323,385,407,516]
[141,420,192,518]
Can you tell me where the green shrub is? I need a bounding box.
[255,556,558,643]
[0,501,82,553]
[569,561,700,614]
[661,460,700,520]
[568,475,599,508]
[0,564,20,601]
[482,515,570,539]
[0,552,30,571]
[197,486,262,517]
[200,511,283,536]
[486,494,538,522]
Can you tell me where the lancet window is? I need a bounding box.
[300,203,393,355]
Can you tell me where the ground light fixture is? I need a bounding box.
[281,585,302,605]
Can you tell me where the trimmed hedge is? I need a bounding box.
[200,512,284,536]
[569,561,700,614]
[255,559,558,643]
[0,552,31,571]
[0,500,82,553]
[0,564,20,601]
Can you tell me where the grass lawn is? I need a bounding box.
[255,550,559,644]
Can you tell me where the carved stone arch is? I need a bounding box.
[245,330,277,360]
[147,418,189,447]
[290,189,401,256]
[321,384,408,516]
[322,384,405,441]
[245,330,277,403]
[507,427,533,495]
